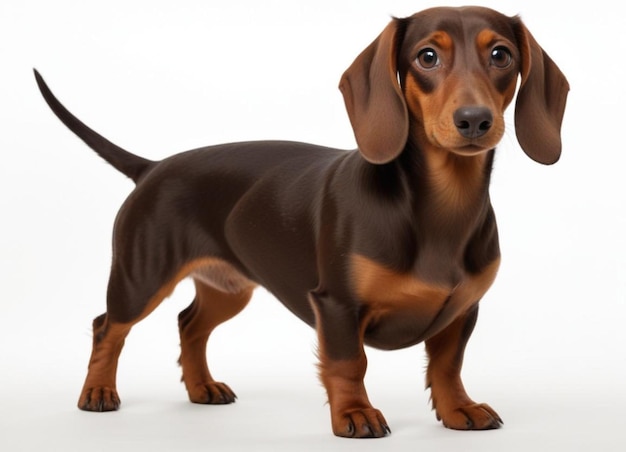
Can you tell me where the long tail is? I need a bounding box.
[34,69,155,183]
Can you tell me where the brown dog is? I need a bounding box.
[35,6,568,438]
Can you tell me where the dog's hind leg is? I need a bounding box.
[77,273,167,411]
[178,279,253,404]
[78,313,130,411]
[77,257,199,411]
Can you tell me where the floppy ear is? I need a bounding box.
[339,19,408,164]
[513,18,570,165]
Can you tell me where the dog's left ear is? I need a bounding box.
[513,18,570,165]
[339,19,408,164]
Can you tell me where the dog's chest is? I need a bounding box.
[349,254,500,349]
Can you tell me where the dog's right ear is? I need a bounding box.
[339,19,409,165]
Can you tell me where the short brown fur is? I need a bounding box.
[36,5,568,439]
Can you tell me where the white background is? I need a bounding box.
[1,0,624,451]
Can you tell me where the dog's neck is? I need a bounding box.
[421,147,492,214]
[352,143,494,222]
[404,143,494,217]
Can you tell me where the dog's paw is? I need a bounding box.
[78,386,121,412]
[438,403,503,430]
[332,408,391,438]
[188,381,237,405]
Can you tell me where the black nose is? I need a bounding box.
[453,106,493,139]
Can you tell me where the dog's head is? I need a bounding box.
[339,6,569,165]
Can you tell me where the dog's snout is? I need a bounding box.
[453,106,493,139]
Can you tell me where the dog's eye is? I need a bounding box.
[416,48,440,70]
[490,46,512,68]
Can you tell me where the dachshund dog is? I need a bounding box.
[35,6,568,438]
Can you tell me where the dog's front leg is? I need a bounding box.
[309,290,390,438]
[425,304,503,430]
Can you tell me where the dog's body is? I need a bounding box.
[35,6,568,438]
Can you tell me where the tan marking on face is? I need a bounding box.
[404,29,516,155]
[475,29,519,110]
[406,74,505,154]
[476,29,498,50]
[430,31,454,51]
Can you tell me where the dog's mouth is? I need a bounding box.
[426,123,502,157]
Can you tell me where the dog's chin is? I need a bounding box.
[449,144,495,157]
[424,130,501,157]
